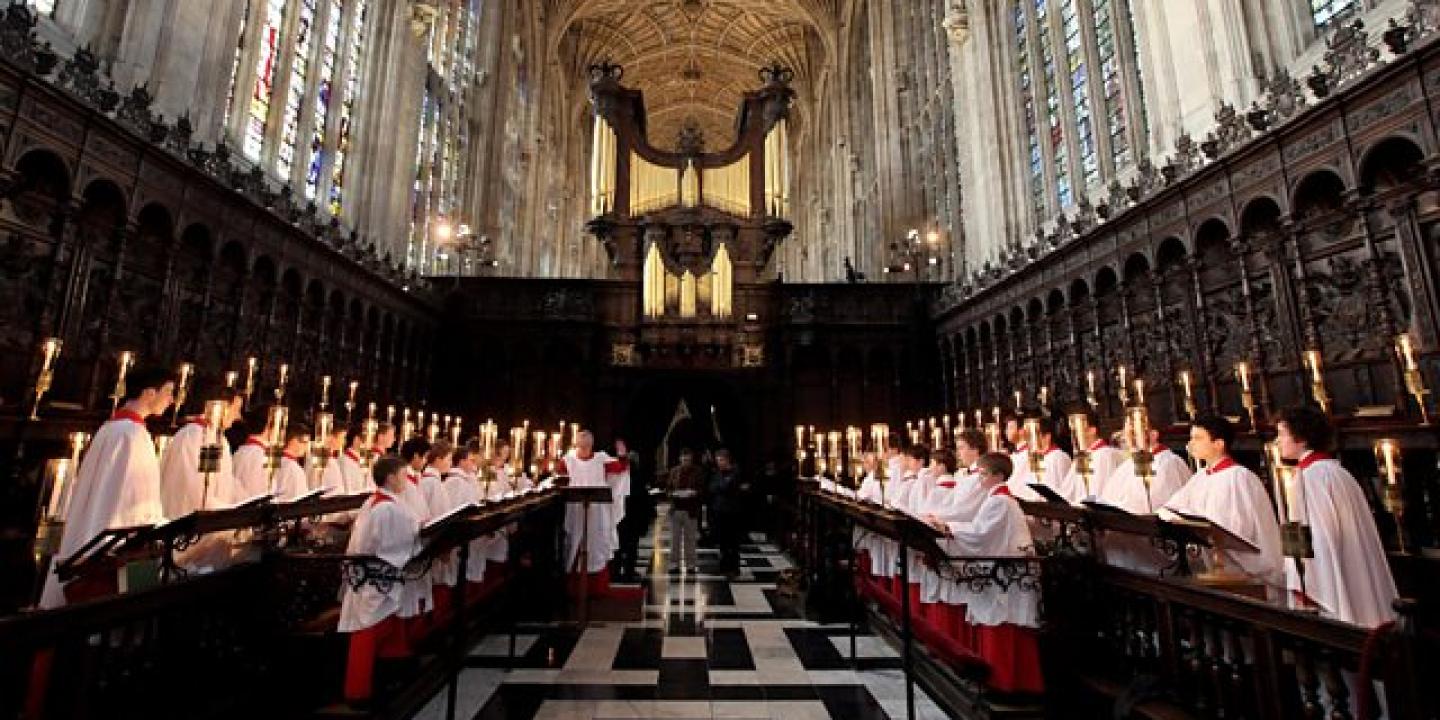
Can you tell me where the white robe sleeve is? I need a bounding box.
[1287,461,1398,627]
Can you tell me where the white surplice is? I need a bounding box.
[443,469,488,581]
[1286,454,1398,627]
[395,469,434,617]
[159,420,234,516]
[1057,443,1124,503]
[338,489,420,632]
[336,450,369,494]
[231,436,271,501]
[41,411,165,608]
[920,468,989,603]
[1007,446,1073,502]
[942,486,1039,627]
[561,450,624,574]
[1099,447,1190,514]
[272,454,310,502]
[1161,459,1284,587]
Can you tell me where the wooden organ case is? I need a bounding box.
[585,62,796,369]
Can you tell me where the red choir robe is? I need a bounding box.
[41,409,165,608]
[1286,453,1398,627]
[339,488,420,701]
[943,484,1044,693]
[1161,458,1284,587]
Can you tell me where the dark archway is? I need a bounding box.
[618,372,754,483]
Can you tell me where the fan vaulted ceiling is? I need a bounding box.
[554,0,836,151]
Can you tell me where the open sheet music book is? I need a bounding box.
[423,502,479,532]
[1158,508,1261,554]
[230,493,273,509]
[282,488,328,504]
[1027,483,1070,505]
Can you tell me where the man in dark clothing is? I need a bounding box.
[613,442,653,583]
[667,449,706,573]
[708,449,747,577]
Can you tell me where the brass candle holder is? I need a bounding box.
[1067,412,1092,497]
[1266,441,1316,610]
[1024,417,1043,475]
[265,405,289,494]
[1127,406,1154,510]
[243,356,258,409]
[198,399,227,510]
[30,337,61,420]
[1396,334,1430,425]
[1375,439,1407,553]
[1116,365,1131,407]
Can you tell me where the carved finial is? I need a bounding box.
[758,62,794,86]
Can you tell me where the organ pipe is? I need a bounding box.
[702,157,751,216]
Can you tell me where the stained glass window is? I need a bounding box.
[1035,0,1070,208]
[276,0,317,181]
[30,0,56,16]
[330,0,368,215]
[304,0,343,200]
[1311,0,1357,29]
[244,0,287,160]
[1013,0,1147,216]
[1061,0,1097,189]
[1015,4,1044,216]
[224,0,254,130]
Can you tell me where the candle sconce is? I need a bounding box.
[1067,412,1092,498]
[1396,334,1430,425]
[30,337,61,420]
[1178,369,1198,422]
[1236,361,1259,431]
[110,350,136,414]
[1302,350,1330,415]
[1024,417,1043,476]
[1127,406,1154,510]
[1374,439,1407,553]
[1266,441,1316,610]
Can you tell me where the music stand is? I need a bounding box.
[560,485,612,623]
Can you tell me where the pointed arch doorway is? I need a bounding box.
[618,372,754,482]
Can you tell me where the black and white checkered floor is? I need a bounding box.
[409,512,951,719]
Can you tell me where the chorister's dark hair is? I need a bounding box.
[977,452,1013,479]
[1069,405,1101,432]
[1193,414,1236,449]
[123,365,174,401]
[1278,405,1335,454]
[956,429,987,453]
[345,425,367,446]
[400,436,431,462]
[284,421,311,443]
[372,456,405,486]
[888,432,904,450]
[905,443,930,462]
[426,440,454,464]
[1033,415,1057,438]
[453,444,474,463]
[932,448,957,475]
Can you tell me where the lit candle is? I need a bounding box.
[1013,389,1023,411]
[1024,417,1041,451]
[203,399,227,446]
[277,363,289,388]
[1127,405,1150,452]
[1397,333,1419,371]
[225,370,239,389]
[168,361,189,394]
[427,420,439,444]
[1303,349,1324,385]
[795,425,806,454]
[386,405,395,423]
[1038,386,1049,407]
[450,422,461,447]
[44,458,71,519]
[930,424,943,449]
[1236,361,1252,393]
[316,412,333,443]
[1117,365,1129,391]
[244,356,258,393]
[1179,370,1194,401]
[116,350,136,383]
[1133,377,1146,406]
[320,375,332,407]
[1068,413,1088,451]
[991,406,1001,425]
[39,337,61,373]
[367,402,376,420]
[401,420,415,440]
[983,422,1001,452]
[267,406,289,446]
[1086,370,1096,398]
[347,380,359,405]
[1375,439,1402,486]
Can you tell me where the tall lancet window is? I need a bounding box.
[1011,0,1148,219]
[1311,0,1357,29]
[407,0,482,273]
[226,0,373,214]
[29,0,56,16]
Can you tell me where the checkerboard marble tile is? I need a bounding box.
[420,507,951,719]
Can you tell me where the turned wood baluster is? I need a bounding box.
[1320,652,1353,720]
[1295,644,1325,720]
[1203,620,1229,718]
